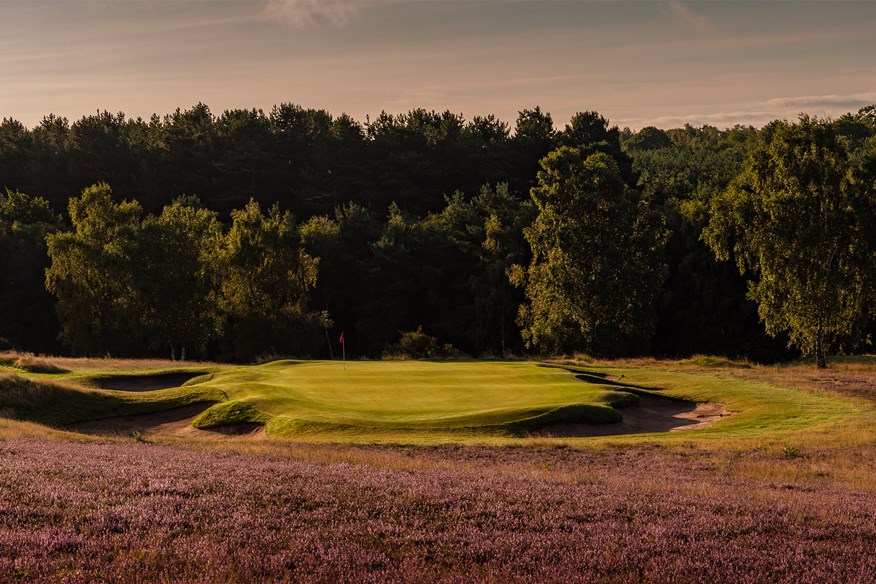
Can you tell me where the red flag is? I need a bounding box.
[339,332,345,344]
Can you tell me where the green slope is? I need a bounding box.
[192,360,635,436]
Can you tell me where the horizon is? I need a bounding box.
[2,0,875,131]
[3,99,872,134]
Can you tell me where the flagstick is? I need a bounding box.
[339,332,346,371]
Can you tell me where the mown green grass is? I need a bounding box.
[191,360,635,437]
[187,359,867,445]
[1,357,869,446]
[555,363,868,446]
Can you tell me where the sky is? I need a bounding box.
[1,0,875,130]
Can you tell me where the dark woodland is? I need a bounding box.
[1,104,875,365]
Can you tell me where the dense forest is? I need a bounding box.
[1,104,875,365]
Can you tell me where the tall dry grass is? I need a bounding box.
[0,350,218,372]
[0,351,69,373]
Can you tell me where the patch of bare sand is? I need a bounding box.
[535,394,730,437]
[67,403,266,441]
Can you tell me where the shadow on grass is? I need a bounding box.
[539,363,659,392]
[0,373,224,428]
[89,371,210,392]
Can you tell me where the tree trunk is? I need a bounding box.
[181,346,186,362]
[815,325,827,369]
[170,343,176,362]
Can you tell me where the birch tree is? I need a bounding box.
[704,116,876,368]
[45,183,144,355]
[511,148,668,356]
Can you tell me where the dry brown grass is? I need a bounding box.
[0,351,70,373]
[0,350,218,372]
[0,417,77,440]
[730,454,876,492]
[151,426,876,494]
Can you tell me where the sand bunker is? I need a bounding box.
[67,392,728,441]
[535,393,730,437]
[91,372,206,392]
[67,403,265,440]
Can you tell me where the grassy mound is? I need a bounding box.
[192,400,268,429]
[0,352,70,374]
[677,354,752,369]
[186,361,645,438]
[0,372,225,427]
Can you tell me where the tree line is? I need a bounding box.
[0,104,613,218]
[1,105,874,365]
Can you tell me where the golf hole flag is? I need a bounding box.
[339,332,346,367]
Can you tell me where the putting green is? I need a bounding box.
[192,360,637,435]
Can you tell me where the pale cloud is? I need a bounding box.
[622,91,876,129]
[263,0,370,28]
[761,92,876,110]
[661,1,715,34]
[621,111,776,130]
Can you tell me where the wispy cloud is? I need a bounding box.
[661,1,715,34]
[263,0,370,28]
[621,111,775,129]
[622,92,876,129]
[761,92,876,110]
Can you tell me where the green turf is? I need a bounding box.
[555,363,865,445]
[188,359,865,443]
[191,360,635,436]
[1,358,868,445]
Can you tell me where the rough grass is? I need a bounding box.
[0,351,217,373]
[677,354,752,368]
[0,351,70,374]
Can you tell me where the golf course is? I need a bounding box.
[1,356,866,444]
[2,353,876,581]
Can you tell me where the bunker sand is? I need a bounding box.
[68,403,266,440]
[68,393,728,440]
[90,372,205,392]
[535,393,730,437]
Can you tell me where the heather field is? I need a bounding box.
[1,439,875,582]
[1,354,875,582]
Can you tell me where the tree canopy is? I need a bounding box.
[512,148,668,356]
[704,116,876,367]
[2,104,875,364]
